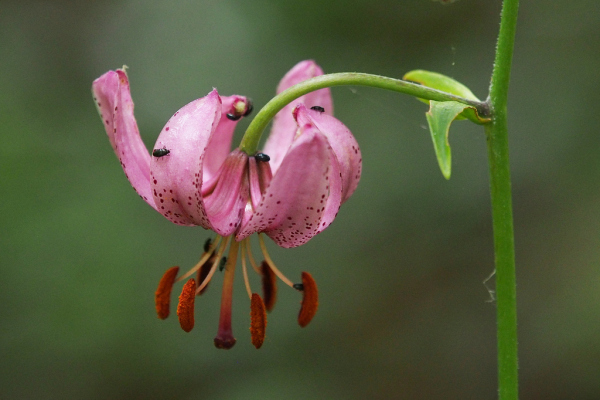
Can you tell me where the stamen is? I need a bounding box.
[250,293,267,349]
[241,241,252,299]
[298,272,319,328]
[258,233,295,289]
[196,236,230,295]
[214,240,240,349]
[261,261,277,312]
[177,278,196,332]
[244,239,262,274]
[196,253,216,295]
[176,235,222,283]
[155,266,179,319]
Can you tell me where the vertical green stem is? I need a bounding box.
[487,0,520,399]
[486,120,518,400]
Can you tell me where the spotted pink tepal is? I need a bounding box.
[92,62,361,248]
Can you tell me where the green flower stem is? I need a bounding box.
[239,73,486,155]
[486,0,520,399]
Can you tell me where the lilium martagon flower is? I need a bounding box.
[92,61,362,349]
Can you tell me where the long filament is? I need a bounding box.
[176,235,222,283]
[258,233,294,288]
[196,236,231,294]
[244,239,262,274]
[240,240,252,299]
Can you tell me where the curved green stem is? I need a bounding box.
[486,0,520,399]
[239,72,487,154]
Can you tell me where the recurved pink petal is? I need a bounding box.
[262,60,333,173]
[293,104,362,203]
[150,90,221,226]
[92,69,156,210]
[236,126,334,248]
[203,95,250,182]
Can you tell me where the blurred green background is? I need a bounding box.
[2,0,599,398]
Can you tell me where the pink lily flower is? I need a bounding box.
[92,61,362,349]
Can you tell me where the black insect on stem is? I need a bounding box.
[254,153,270,162]
[293,283,304,291]
[203,238,212,252]
[310,106,325,113]
[152,147,170,157]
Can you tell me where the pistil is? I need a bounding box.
[214,240,240,349]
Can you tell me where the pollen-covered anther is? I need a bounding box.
[261,261,277,312]
[250,293,267,349]
[297,272,318,328]
[177,278,197,332]
[155,266,179,319]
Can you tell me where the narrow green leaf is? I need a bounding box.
[426,100,469,180]
[403,70,490,125]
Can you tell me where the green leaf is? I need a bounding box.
[426,100,469,180]
[403,70,480,101]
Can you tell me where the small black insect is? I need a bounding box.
[226,113,241,121]
[152,147,170,157]
[243,99,254,117]
[310,106,325,113]
[218,257,227,272]
[293,283,304,291]
[203,238,212,252]
[254,153,270,162]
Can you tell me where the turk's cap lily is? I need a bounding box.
[93,61,361,348]
[92,61,361,248]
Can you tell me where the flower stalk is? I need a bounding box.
[240,72,488,155]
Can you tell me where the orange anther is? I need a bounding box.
[298,272,318,328]
[177,279,197,332]
[154,266,179,319]
[250,293,267,349]
[261,261,277,312]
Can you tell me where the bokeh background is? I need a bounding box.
[2,0,599,398]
